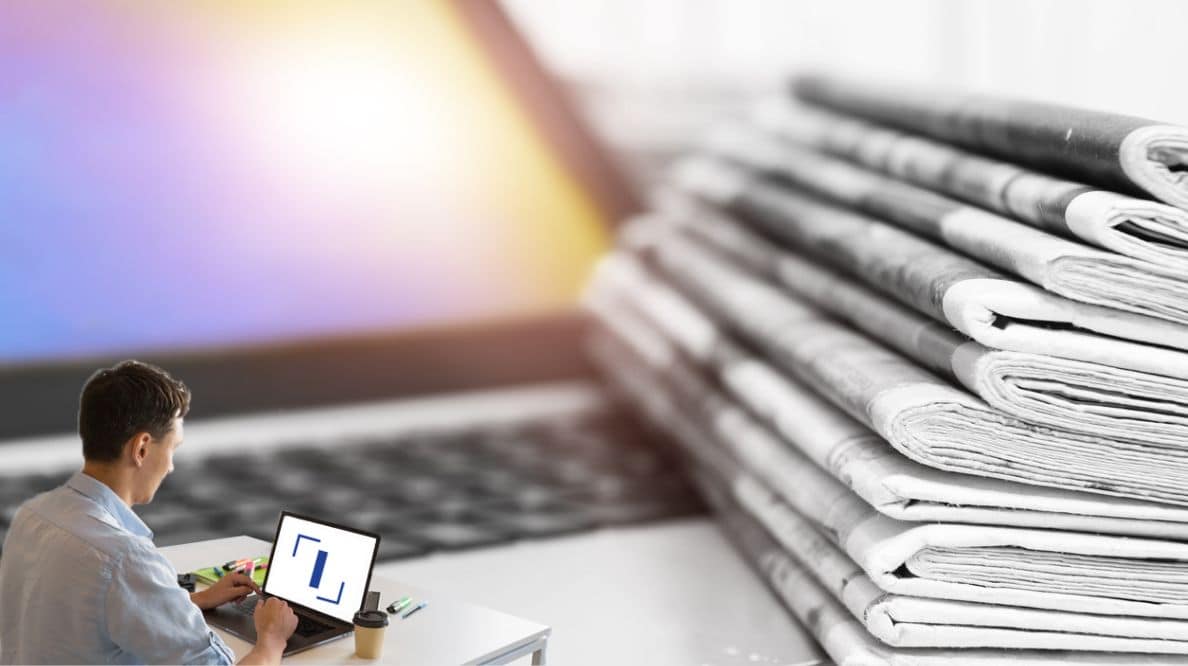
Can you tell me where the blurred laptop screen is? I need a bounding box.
[0,1,609,364]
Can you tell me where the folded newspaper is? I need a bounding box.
[620,227,1188,505]
[588,314,1188,643]
[709,470,1188,665]
[670,157,1188,377]
[753,101,1188,270]
[792,73,1188,211]
[701,125,1188,327]
[654,209,1188,449]
[600,332,1188,656]
[587,250,1188,536]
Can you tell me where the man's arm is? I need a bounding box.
[186,572,297,665]
[237,637,286,666]
[191,572,261,610]
[237,597,298,665]
[105,544,239,665]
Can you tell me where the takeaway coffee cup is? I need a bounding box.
[353,609,389,659]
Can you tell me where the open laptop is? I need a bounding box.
[204,513,380,657]
[0,2,824,663]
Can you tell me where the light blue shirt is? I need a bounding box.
[0,472,235,665]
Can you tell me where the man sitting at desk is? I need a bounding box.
[0,361,297,664]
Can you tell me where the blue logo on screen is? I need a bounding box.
[293,534,346,605]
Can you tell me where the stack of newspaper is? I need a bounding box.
[586,74,1188,664]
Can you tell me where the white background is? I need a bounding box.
[265,516,378,624]
[507,0,1188,117]
[506,0,1188,184]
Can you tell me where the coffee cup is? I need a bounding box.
[353,609,389,659]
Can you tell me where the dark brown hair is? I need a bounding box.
[78,360,191,461]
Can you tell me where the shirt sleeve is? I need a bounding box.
[104,541,237,665]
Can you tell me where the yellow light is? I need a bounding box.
[199,0,609,312]
[228,15,466,198]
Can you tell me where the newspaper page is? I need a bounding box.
[653,210,1188,449]
[700,125,1188,327]
[587,250,1188,536]
[791,73,1188,211]
[712,485,1188,665]
[753,101,1188,270]
[590,320,1188,650]
[615,230,1188,506]
[707,460,1188,655]
[668,158,1188,377]
[730,480,1188,654]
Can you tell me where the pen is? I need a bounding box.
[212,567,224,579]
[402,601,427,619]
[386,596,413,615]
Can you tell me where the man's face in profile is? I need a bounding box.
[134,417,183,505]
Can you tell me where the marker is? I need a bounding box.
[386,596,413,615]
[232,562,268,575]
[402,601,427,619]
[222,559,248,571]
[212,567,224,579]
[223,557,266,571]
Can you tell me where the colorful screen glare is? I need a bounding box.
[0,1,609,363]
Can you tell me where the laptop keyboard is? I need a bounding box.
[0,408,705,561]
[293,613,332,638]
[224,596,332,637]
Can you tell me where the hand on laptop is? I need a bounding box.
[236,598,298,665]
[190,572,262,610]
[254,597,298,645]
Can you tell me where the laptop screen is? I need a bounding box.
[264,514,380,624]
[0,2,610,365]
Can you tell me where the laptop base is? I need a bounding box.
[204,596,352,658]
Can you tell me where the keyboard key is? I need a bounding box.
[1,505,20,525]
[399,521,511,551]
[154,526,237,547]
[374,533,433,561]
[482,501,596,538]
[580,496,701,526]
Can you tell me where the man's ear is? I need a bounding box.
[128,432,152,468]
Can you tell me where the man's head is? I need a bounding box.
[79,360,190,504]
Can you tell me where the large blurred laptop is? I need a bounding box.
[0,2,822,663]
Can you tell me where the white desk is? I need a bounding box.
[161,536,550,665]
[378,518,827,666]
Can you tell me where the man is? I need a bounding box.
[0,361,297,664]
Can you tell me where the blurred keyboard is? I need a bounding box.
[0,409,705,560]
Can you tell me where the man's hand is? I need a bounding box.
[190,572,261,610]
[255,597,298,649]
[237,597,298,665]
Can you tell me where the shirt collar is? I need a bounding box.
[66,471,154,539]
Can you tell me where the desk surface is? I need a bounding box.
[161,536,549,665]
[378,518,827,666]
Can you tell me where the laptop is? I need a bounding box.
[0,2,824,663]
[204,512,380,657]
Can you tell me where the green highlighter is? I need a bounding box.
[386,596,413,615]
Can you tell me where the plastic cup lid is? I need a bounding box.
[353,609,390,628]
